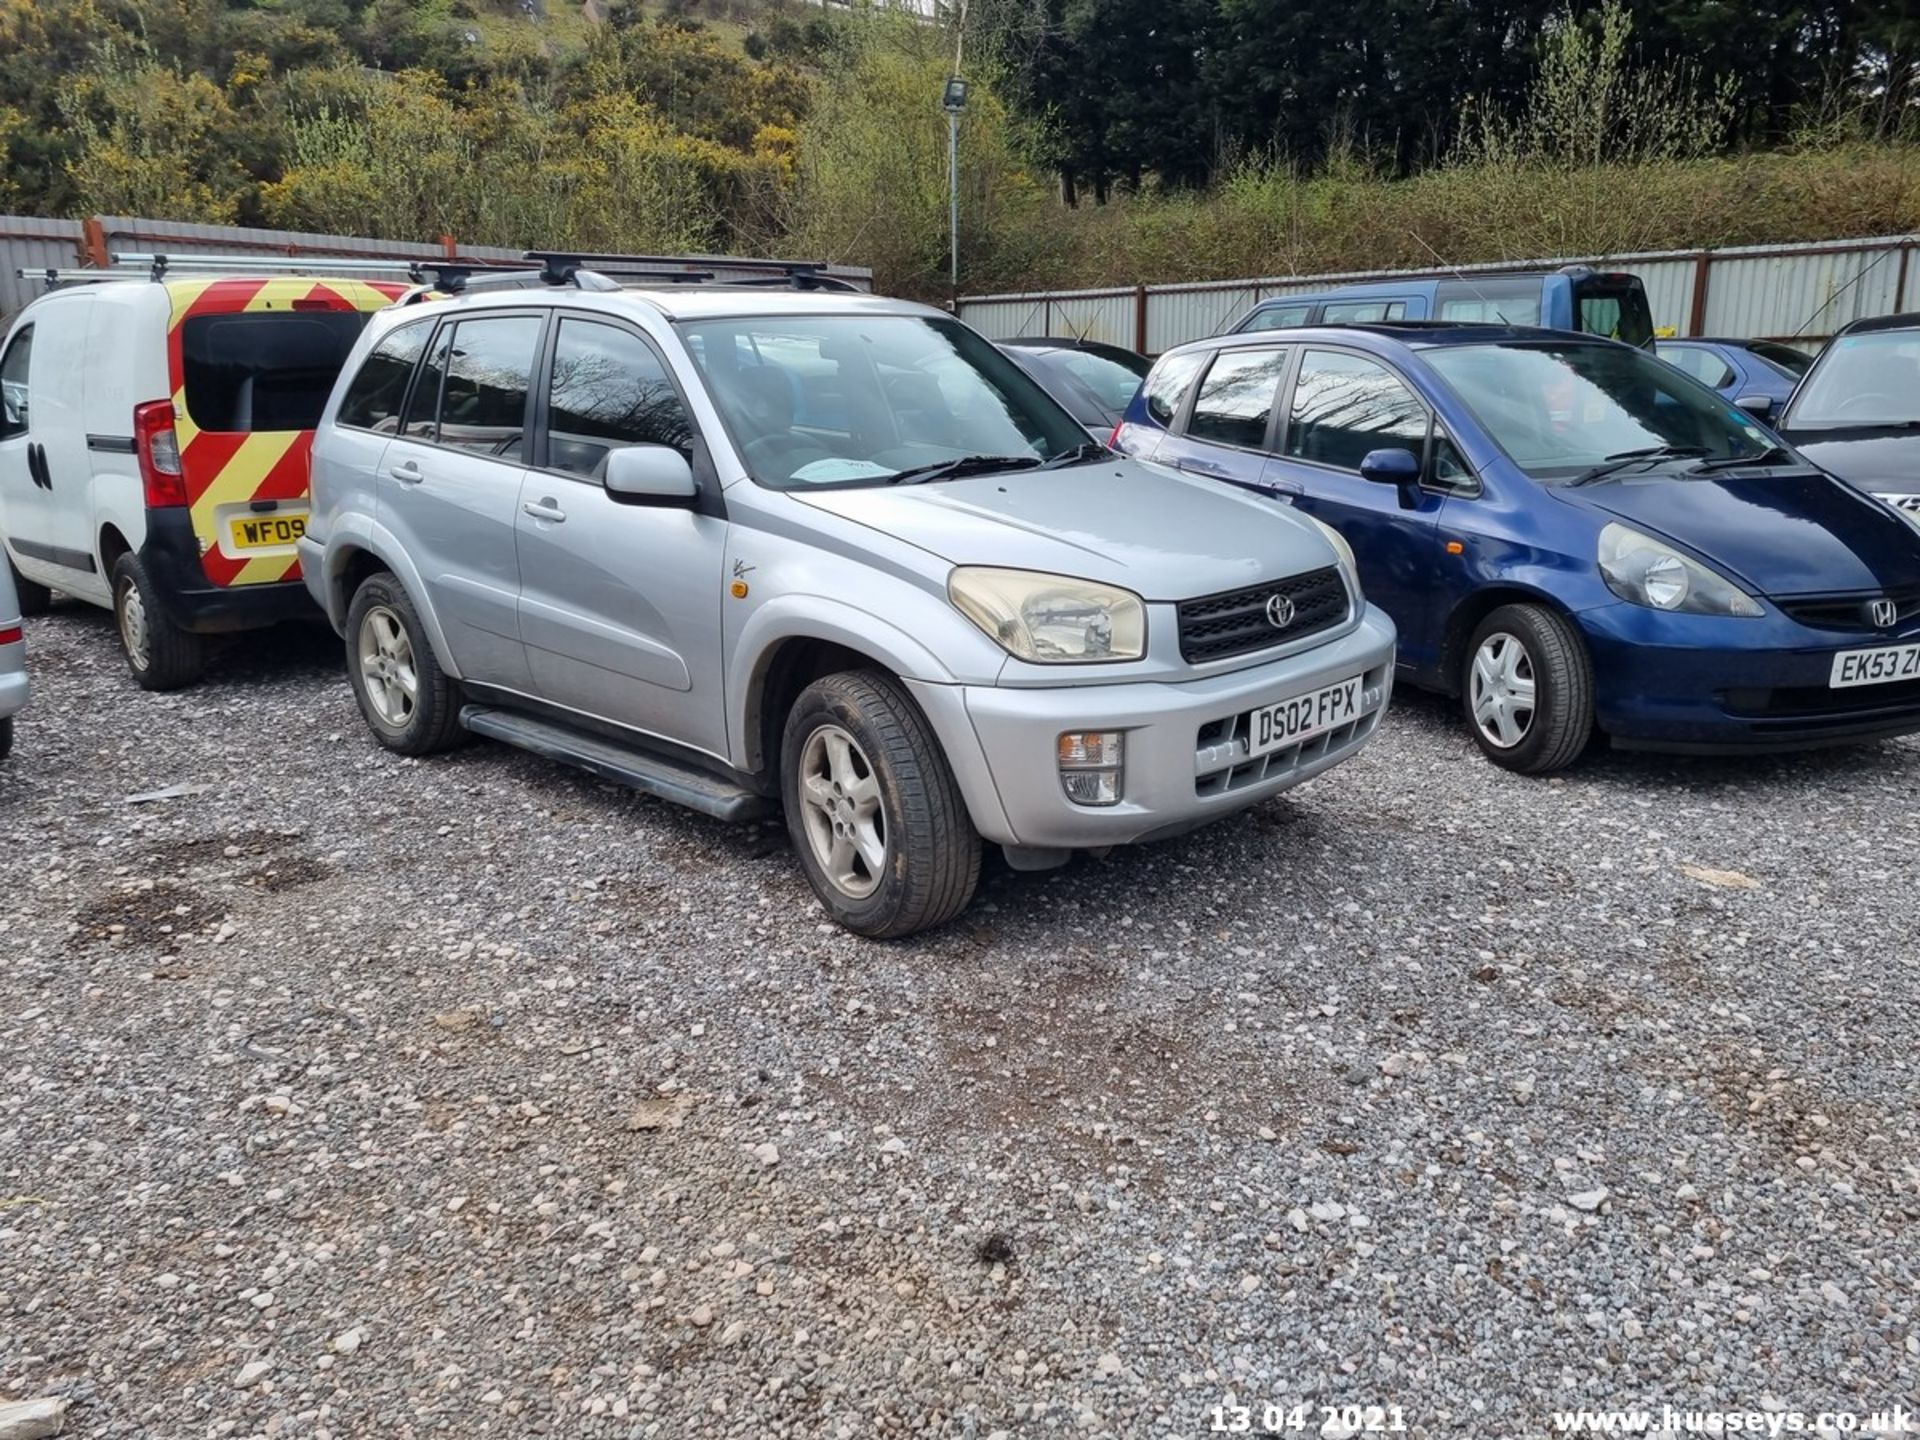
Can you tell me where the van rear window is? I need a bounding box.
[180,311,372,434]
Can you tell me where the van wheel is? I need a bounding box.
[1463,603,1593,775]
[781,670,979,939]
[345,572,465,755]
[112,553,205,691]
[7,555,50,617]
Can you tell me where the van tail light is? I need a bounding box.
[1108,422,1125,450]
[134,400,187,508]
[0,626,21,646]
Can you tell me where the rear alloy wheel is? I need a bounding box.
[1463,603,1593,775]
[782,670,979,938]
[344,573,465,755]
[112,552,206,691]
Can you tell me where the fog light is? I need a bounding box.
[1058,730,1123,806]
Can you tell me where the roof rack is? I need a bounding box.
[19,251,521,294]
[523,251,861,292]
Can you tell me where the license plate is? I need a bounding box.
[228,513,306,550]
[1830,643,1920,688]
[1248,675,1363,756]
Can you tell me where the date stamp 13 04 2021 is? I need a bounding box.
[1209,1399,1410,1436]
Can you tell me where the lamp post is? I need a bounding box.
[942,76,969,291]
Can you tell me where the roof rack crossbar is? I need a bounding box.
[521,250,855,290]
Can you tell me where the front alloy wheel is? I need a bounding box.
[1462,603,1594,775]
[1469,631,1535,751]
[797,723,888,899]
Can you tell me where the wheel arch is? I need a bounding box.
[1437,584,1586,697]
[321,528,462,679]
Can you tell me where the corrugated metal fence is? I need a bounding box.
[2,214,869,318]
[958,234,1920,353]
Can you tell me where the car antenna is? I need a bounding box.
[1406,230,1515,325]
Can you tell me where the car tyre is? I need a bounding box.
[0,716,12,762]
[1463,603,1593,775]
[782,669,980,939]
[112,552,206,691]
[345,572,466,755]
[7,554,50,617]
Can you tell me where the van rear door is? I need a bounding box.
[166,278,405,588]
[1571,273,1655,348]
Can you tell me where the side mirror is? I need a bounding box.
[1359,447,1422,507]
[602,444,696,504]
[1733,394,1776,422]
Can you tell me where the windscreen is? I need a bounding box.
[1748,341,1813,379]
[681,314,1089,489]
[1573,277,1655,349]
[1425,341,1775,480]
[1784,330,1920,428]
[181,311,373,433]
[1043,347,1149,411]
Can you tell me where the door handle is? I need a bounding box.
[388,460,423,485]
[522,499,566,523]
[27,443,48,490]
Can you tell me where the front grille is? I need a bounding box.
[1177,567,1348,665]
[1774,587,1920,632]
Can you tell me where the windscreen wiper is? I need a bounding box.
[1568,444,1710,487]
[1690,445,1796,472]
[1035,440,1111,470]
[885,454,1045,485]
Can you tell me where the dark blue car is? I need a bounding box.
[1115,322,1920,772]
[1655,337,1812,414]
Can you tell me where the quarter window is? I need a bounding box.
[437,316,542,459]
[1284,349,1427,472]
[1185,349,1289,450]
[402,325,451,440]
[0,325,31,439]
[337,321,432,433]
[1143,351,1207,426]
[545,320,694,478]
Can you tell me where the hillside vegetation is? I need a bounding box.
[1,0,1918,299]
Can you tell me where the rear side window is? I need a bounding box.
[1320,300,1407,323]
[0,325,30,439]
[1660,345,1734,389]
[546,319,693,476]
[337,321,432,433]
[1143,351,1207,425]
[1185,349,1289,449]
[436,315,543,460]
[1436,279,1542,327]
[180,311,371,433]
[1284,349,1427,471]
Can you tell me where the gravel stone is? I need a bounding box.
[4,612,1919,1437]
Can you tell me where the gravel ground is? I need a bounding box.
[2,604,1917,1440]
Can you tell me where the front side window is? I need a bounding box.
[436,315,543,459]
[0,325,31,439]
[337,320,432,433]
[1425,340,1774,480]
[546,319,694,478]
[1284,349,1427,471]
[1144,351,1207,425]
[681,314,1086,489]
[1782,330,1920,428]
[1658,344,1734,389]
[1185,348,1289,449]
[1242,303,1311,333]
[182,311,372,433]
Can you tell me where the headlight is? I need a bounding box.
[1598,523,1762,616]
[1299,513,1356,577]
[948,567,1147,663]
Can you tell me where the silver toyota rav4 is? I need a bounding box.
[302,269,1396,937]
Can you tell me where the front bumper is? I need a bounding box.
[1581,600,1920,750]
[909,605,1397,849]
[141,509,320,635]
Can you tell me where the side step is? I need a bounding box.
[460,705,773,823]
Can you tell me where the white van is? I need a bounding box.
[0,269,405,688]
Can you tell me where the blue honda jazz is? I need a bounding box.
[1115,323,1920,772]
